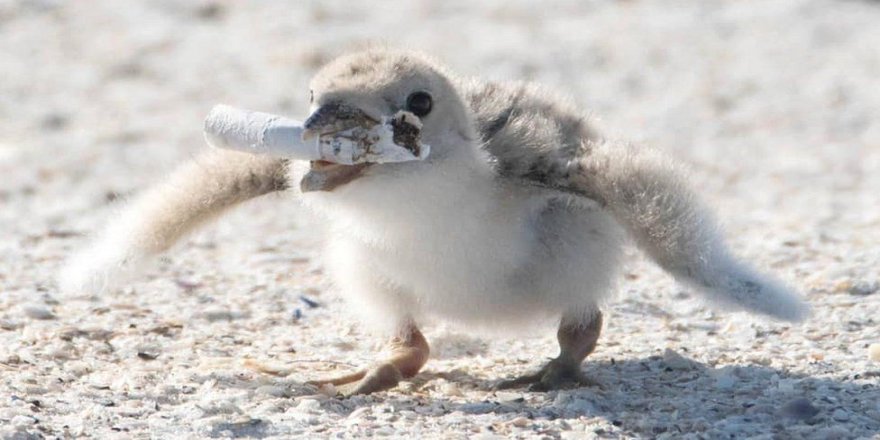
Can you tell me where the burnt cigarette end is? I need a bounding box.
[390,112,423,157]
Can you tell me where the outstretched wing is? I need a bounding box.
[461,79,599,191]
[461,79,808,322]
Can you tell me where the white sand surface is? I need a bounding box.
[1,1,878,438]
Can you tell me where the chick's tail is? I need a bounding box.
[559,140,809,321]
[59,150,288,295]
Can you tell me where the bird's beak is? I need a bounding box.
[300,103,378,193]
[301,102,379,141]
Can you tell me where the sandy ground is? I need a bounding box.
[2,0,879,438]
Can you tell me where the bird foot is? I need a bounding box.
[308,325,429,397]
[494,358,598,392]
[308,362,404,397]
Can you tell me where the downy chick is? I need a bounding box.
[60,49,809,395]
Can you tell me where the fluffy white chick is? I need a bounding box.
[61,49,808,395]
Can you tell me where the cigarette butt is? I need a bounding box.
[203,105,429,165]
[204,105,317,159]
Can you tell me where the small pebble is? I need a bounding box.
[299,295,321,308]
[494,391,522,402]
[374,426,395,436]
[347,407,370,420]
[553,391,572,406]
[848,281,879,296]
[0,319,21,330]
[255,385,288,398]
[567,398,596,414]
[200,308,244,322]
[41,112,69,130]
[136,345,161,360]
[49,344,75,360]
[22,305,56,320]
[88,373,113,390]
[662,348,693,370]
[831,408,850,422]
[780,397,819,420]
[296,398,321,412]
[439,381,462,397]
[509,416,530,427]
[24,386,48,395]
[459,402,496,414]
[65,361,91,377]
[11,415,37,428]
[194,2,225,20]
[869,344,880,362]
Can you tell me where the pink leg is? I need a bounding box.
[309,325,430,396]
[496,311,603,391]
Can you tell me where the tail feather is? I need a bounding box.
[566,140,809,321]
[59,150,288,294]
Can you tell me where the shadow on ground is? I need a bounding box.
[290,354,879,438]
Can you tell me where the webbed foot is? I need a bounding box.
[495,358,598,391]
[307,325,429,397]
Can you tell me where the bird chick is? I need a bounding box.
[60,49,809,396]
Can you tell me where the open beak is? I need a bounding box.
[300,103,377,193]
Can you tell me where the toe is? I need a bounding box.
[494,376,535,390]
[307,369,367,388]
[533,368,598,391]
[500,360,599,392]
[338,363,403,397]
[528,373,579,392]
[493,368,547,390]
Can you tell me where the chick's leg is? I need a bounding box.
[308,324,429,396]
[496,311,603,391]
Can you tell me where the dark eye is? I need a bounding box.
[309,90,314,104]
[405,91,432,117]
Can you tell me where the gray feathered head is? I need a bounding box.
[301,49,473,191]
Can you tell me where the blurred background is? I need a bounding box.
[1,1,878,438]
[2,0,878,251]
